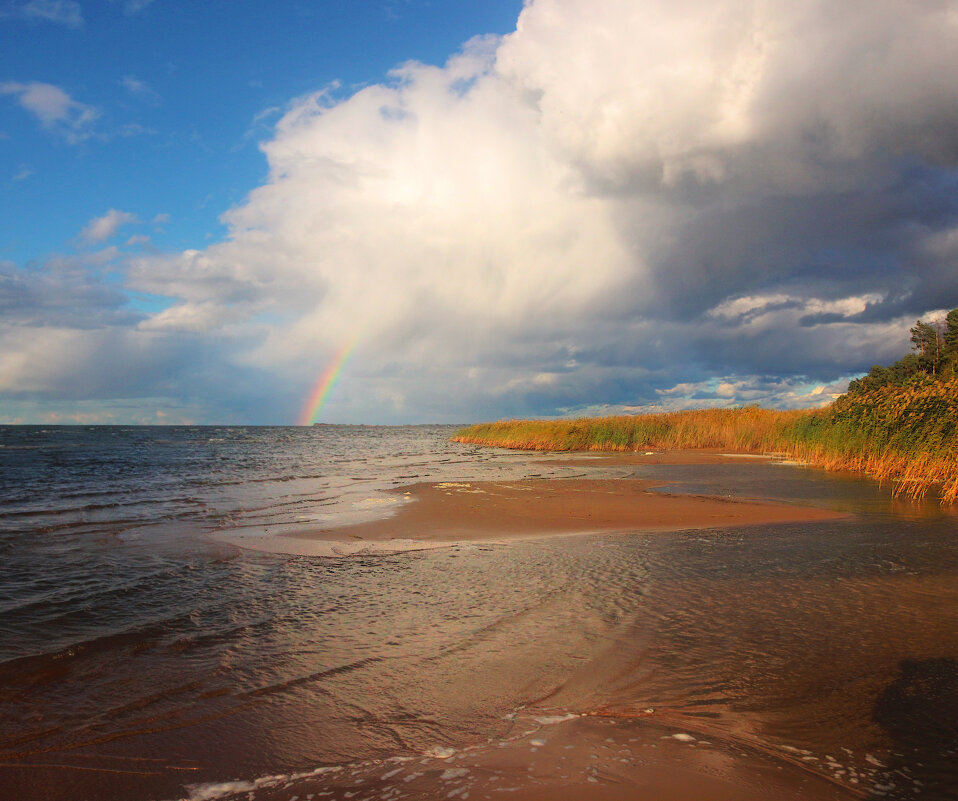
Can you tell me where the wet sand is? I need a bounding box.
[227,474,846,557]
[186,711,860,801]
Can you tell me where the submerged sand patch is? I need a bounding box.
[220,475,847,557]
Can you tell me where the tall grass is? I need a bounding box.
[453,380,958,504]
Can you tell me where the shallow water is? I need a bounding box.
[1,426,956,800]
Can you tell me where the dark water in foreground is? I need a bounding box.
[1,426,956,800]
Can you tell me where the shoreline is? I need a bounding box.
[217,458,849,557]
[453,407,958,504]
[7,430,956,801]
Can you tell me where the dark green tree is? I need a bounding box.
[945,308,958,354]
[847,307,958,393]
[910,320,937,357]
[911,319,944,375]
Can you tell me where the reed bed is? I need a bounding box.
[454,381,958,504]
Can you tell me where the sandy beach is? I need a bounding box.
[223,451,846,556]
[306,476,844,539]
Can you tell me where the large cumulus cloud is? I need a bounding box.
[11,0,958,422]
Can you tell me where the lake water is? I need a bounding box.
[1,426,956,800]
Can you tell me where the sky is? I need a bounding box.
[2,0,958,425]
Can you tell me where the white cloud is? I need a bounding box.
[116,122,157,137]
[0,81,98,142]
[251,106,281,126]
[707,292,887,324]
[132,36,631,369]
[10,164,32,182]
[18,0,83,27]
[110,0,155,15]
[652,375,848,411]
[137,301,241,334]
[123,0,958,420]
[80,209,139,243]
[121,76,146,94]
[496,0,958,190]
[9,0,958,422]
[0,400,200,426]
[120,75,160,104]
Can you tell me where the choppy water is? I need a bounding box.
[1,426,956,800]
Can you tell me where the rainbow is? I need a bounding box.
[298,338,358,425]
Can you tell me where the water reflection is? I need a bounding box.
[1,432,957,800]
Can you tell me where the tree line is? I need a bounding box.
[847,307,958,394]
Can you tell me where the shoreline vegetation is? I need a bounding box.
[454,310,958,504]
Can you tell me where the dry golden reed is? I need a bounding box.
[454,383,958,504]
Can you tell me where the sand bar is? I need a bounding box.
[222,477,847,557]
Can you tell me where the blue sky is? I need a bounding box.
[2,0,522,263]
[2,0,958,425]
